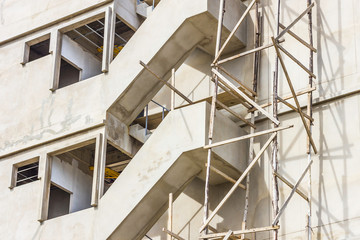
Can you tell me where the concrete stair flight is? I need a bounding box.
[95,102,248,240]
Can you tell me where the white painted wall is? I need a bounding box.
[61,35,102,81]
[51,156,92,213]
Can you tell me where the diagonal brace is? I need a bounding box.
[199,132,277,233]
[213,0,256,64]
[274,172,309,202]
[277,97,314,122]
[276,2,315,40]
[212,68,280,125]
[272,160,313,225]
[277,44,316,79]
[271,37,318,154]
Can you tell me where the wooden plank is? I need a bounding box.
[248,86,316,112]
[217,39,285,66]
[140,61,193,104]
[272,160,313,225]
[212,69,280,125]
[279,23,316,52]
[210,75,252,109]
[271,37,318,153]
[274,172,309,202]
[218,66,257,97]
[208,164,246,190]
[213,0,256,64]
[200,225,280,239]
[223,230,233,240]
[208,226,238,240]
[276,2,315,40]
[204,125,293,150]
[277,97,314,122]
[277,43,316,79]
[216,100,256,129]
[162,228,185,240]
[133,111,168,130]
[199,133,277,232]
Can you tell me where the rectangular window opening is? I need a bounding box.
[29,38,50,62]
[48,142,96,218]
[48,183,71,219]
[112,16,135,60]
[58,58,81,88]
[13,159,39,187]
[22,34,51,64]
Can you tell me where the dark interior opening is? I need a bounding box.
[103,142,132,194]
[29,39,50,62]
[16,161,39,187]
[58,58,81,88]
[48,184,71,219]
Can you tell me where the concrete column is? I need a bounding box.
[38,153,52,222]
[102,7,112,73]
[98,130,107,199]
[91,133,103,206]
[50,29,62,91]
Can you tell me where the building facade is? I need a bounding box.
[0,0,359,239]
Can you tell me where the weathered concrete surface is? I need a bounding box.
[0,0,141,44]
[0,0,247,159]
[9,102,247,240]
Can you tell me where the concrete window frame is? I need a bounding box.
[49,7,115,92]
[38,133,106,222]
[21,33,51,65]
[9,156,40,189]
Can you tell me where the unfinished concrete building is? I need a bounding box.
[0,0,359,239]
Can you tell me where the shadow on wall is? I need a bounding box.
[315,0,352,239]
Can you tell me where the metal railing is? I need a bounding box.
[144,100,170,136]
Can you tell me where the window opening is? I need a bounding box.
[49,143,95,218]
[111,16,135,59]
[48,183,71,219]
[15,160,39,187]
[28,38,50,62]
[58,58,81,88]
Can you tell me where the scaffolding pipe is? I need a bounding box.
[203,0,225,237]
[271,1,281,240]
[242,2,261,235]
[306,0,314,239]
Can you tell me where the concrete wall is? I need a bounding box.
[51,156,93,213]
[0,0,141,44]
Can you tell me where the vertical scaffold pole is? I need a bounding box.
[272,1,281,239]
[242,1,261,237]
[203,0,225,236]
[306,0,314,239]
